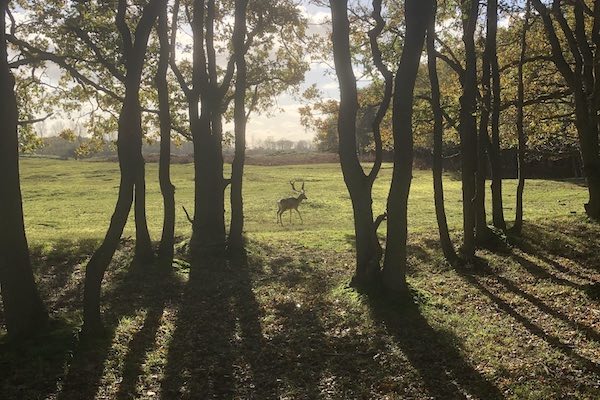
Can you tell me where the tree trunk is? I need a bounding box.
[513,0,530,234]
[487,0,506,231]
[475,0,495,243]
[426,4,458,264]
[0,1,48,338]
[229,0,249,251]
[330,0,382,287]
[82,1,159,334]
[476,49,491,243]
[458,0,479,259]
[530,0,600,220]
[83,86,143,335]
[188,0,227,255]
[575,101,600,220]
[190,116,227,254]
[156,0,175,262]
[382,0,431,291]
[82,175,135,335]
[134,162,153,263]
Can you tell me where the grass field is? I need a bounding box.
[19,158,588,250]
[2,158,600,399]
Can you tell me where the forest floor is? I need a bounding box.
[1,159,599,399]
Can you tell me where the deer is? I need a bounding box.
[277,181,307,225]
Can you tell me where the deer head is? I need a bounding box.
[290,180,307,200]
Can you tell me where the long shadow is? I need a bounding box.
[511,252,586,291]
[161,251,279,399]
[490,273,600,344]
[365,290,504,400]
[518,222,600,274]
[115,262,180,399]
[57,248,179,400]
[460,273,600,376]
[533,252,598,283]
[229,251,283,399]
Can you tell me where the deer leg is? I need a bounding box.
[296,208,303,223]
[289,210,292,224]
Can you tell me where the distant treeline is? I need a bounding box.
[30,136,316,160]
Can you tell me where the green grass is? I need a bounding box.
[1,158,599,399]
[19,158,588,250]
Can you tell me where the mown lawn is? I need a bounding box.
[1,158,599,399]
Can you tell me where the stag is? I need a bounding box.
[277,181,307,225]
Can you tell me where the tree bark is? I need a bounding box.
[190,116,227,253]
[458,0,479,259]
[513,0,530,234]
[186,0,228,255]
[488,0,506,231]
[330,0,383,287]
[134,163,153,262]
[475,0,499,243]
[382,0,431,291]
[427,3,458,264]
[476,38,491,243]
[0,0,48,338]
[82,0,160,335]
[157,0,175,262]
[229,0,249,251]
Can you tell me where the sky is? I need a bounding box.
[31,2,338,146]
[242,2,335,146]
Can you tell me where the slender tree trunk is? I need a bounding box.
[83,85,144,334]
[134,163,153,262]
[382,0,431,291]
[458,0,479,259]
[488,0,506,231]
[513,0,530,234]
[330,0,382,286]
[157,0,175,262]
[475,0,497,243]
[82,1,159,334]
[229,0,249,251]
[0,1,48,338]
[427,3,458,264]
[476,42,491,243]
[82,175,135,334]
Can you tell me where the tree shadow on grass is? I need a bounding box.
[513,221,600,273]
[161,251,280,399]
[509,220,600,297]
[57,244,182,400]
[364,289,504,400]
[459,268,600,377]
[510,252,587,291]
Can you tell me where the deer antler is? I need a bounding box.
[301,181,305,192]
[290,180,299,192]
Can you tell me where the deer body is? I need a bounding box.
[277,181,307,225]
